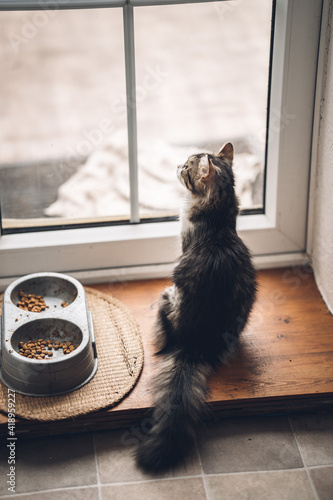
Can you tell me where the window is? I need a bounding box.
[0,0,324,287]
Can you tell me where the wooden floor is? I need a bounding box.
[1,267,333,437]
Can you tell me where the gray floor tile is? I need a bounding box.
[198,416,303,474]
[290,414,333,466]
[206,470,315,500]
[94,429,202,483]
[0,486,100,500]
[101,477,207,500]
[309,466,333,500]
[12,433,97,494]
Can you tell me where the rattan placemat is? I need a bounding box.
[0,287,144,421]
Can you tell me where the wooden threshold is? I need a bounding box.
[0,267,332,438]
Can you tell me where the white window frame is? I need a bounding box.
[0,0,325,288]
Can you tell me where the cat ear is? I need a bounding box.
[217,142,234,162]
[199,155,215,182]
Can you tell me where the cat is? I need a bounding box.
[136,142,257,473]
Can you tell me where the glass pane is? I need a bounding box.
[135,0,272,219]
[0,8,129,232]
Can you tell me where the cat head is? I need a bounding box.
[177,142,235,198]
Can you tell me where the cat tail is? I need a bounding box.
[136,351,212,473]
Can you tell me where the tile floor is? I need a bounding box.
[0,412,332,500]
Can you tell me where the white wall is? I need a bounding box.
[310,0,333,314]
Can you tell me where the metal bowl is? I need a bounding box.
[0,272,98,396]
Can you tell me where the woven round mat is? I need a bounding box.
[0,287,144,421]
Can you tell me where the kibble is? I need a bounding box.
[16,339,79,359]
[17,291,47,312]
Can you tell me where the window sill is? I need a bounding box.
[1,266,332,436]
[0,216,309,290]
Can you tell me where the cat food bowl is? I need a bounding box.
[0,272,98,396]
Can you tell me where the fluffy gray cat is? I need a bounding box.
[136,143,257,472]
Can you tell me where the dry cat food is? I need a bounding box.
[16,292,70,312]
[17,291,47,312]
[18,339,79,359]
